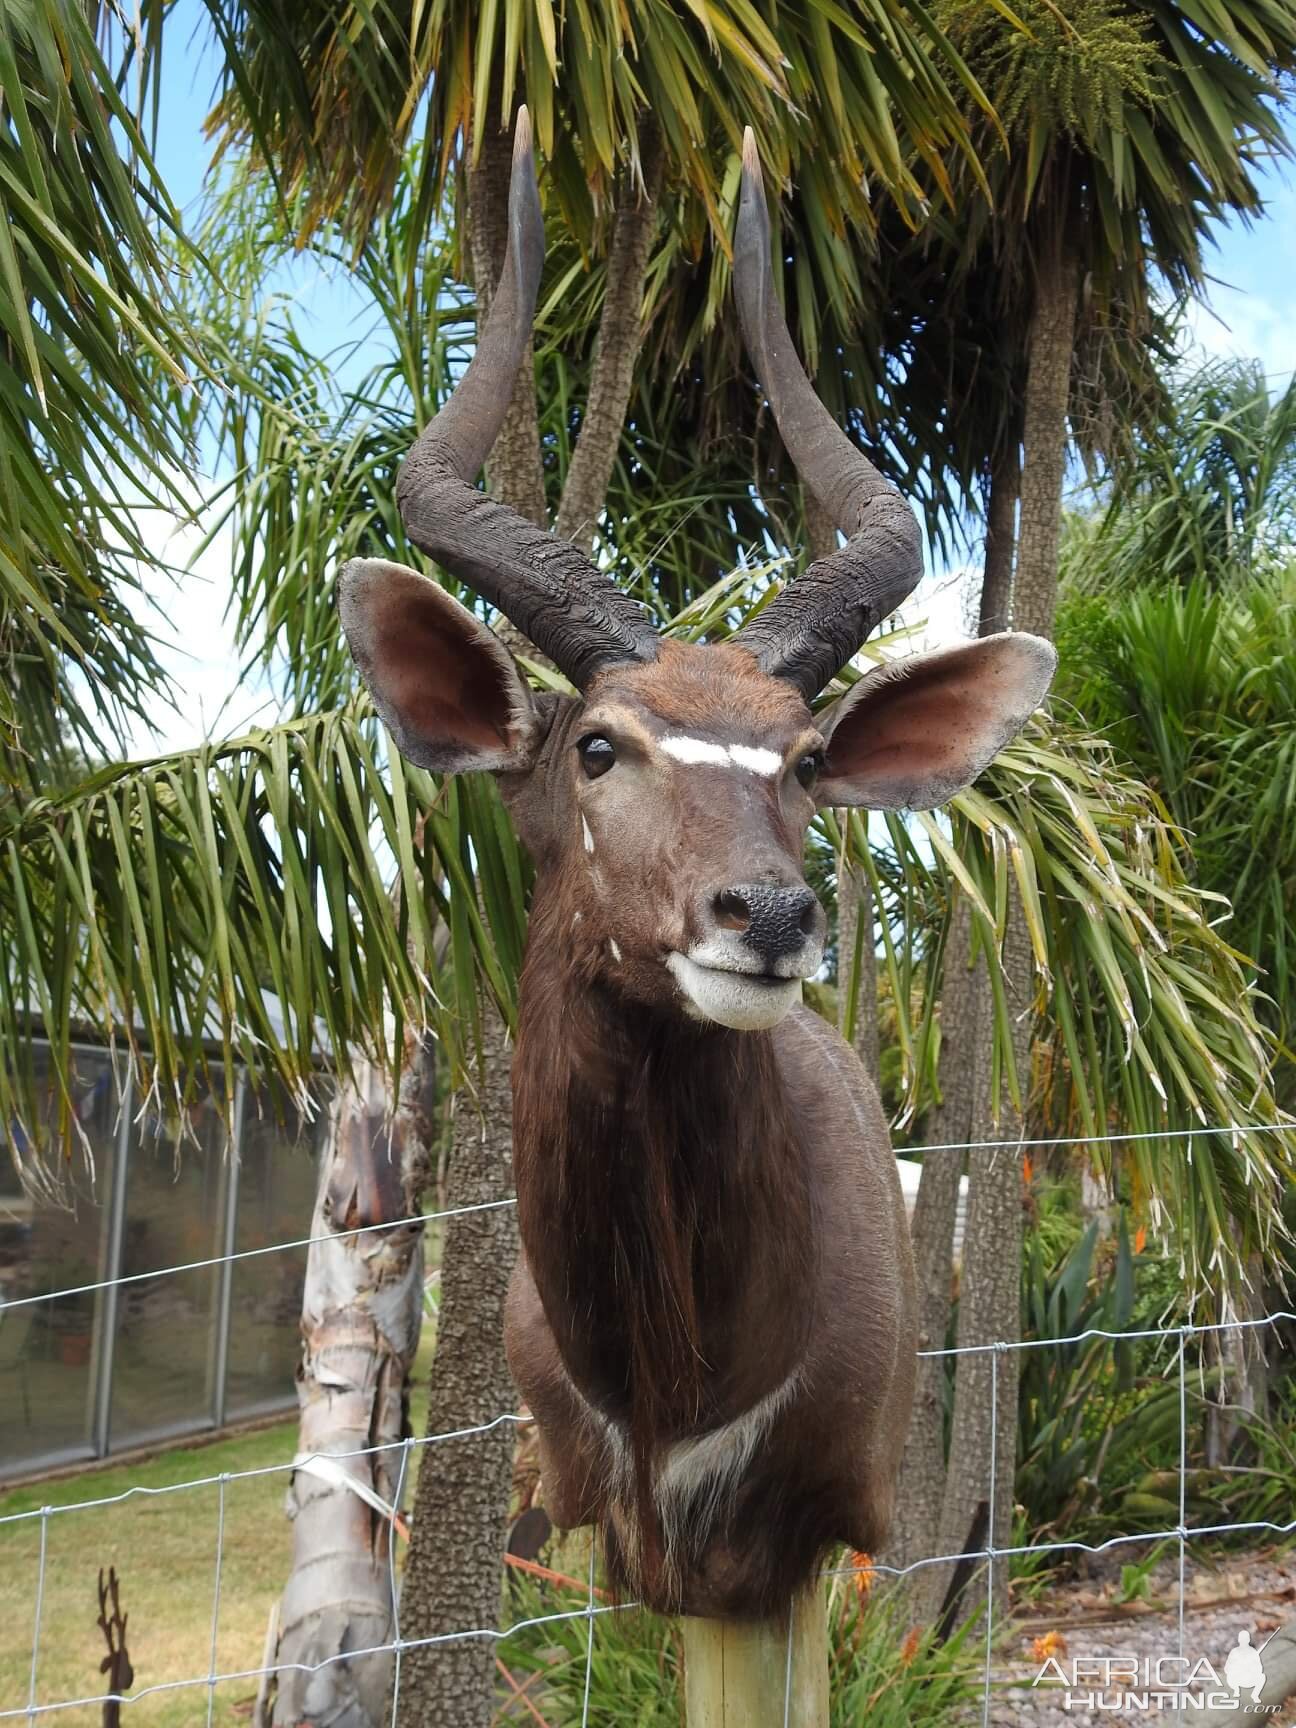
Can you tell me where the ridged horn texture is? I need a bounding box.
[731,129,924,699]
[394,108,658,689]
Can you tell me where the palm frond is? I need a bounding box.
[0,0,200,782]
[0,703,527,1196]
[826,683,1293,1294]
[197,0,988,256]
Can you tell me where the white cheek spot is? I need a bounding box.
[582,815,595,855]
[609,940,622,963]
[659,735,782,776]
[571,911,583,929]
[728,744,781,776]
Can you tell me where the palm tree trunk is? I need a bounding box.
[805,487,883,1082]
[931,909,1032,1625]
[270,1060,428,1728]
[396,1015,520,1726]
[554,120,664,549]
[977,445,1019,636]
[1010,237,1077,640]
[836,866,879,1079]
[398,99,666,1728]
[886,896,977,1617]
[396,99,535,1728]
[913,237,1073,1628]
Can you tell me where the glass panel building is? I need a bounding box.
[0,1044,325,1482]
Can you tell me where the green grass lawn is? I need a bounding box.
[0,1419,300,1726]
[0,1334,438,1726]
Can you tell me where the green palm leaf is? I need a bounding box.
[0,702,527,1195]
[0,0,201,783]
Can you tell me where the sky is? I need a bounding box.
[129,3,1296,754]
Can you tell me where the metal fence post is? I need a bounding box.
[210,1072,245,1430]
[91,1069,133,1460]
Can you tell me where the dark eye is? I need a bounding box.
[578,734,616,780]
[795,751,823,789]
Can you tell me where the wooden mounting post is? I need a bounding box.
[682,1588,829,1727]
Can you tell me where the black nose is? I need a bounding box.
[711,883,822,969]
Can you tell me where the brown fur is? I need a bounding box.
[497,643,919,1618]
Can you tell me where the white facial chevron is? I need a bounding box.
[659,735,782,776]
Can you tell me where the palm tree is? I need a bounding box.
[185,159,1294,1715]
[936,0,1296,635]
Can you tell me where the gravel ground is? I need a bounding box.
[956,1547,1296,1725]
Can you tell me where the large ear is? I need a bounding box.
[816,633,1057,810]
[337,558,541,774]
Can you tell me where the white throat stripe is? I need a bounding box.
[660,735,781,776]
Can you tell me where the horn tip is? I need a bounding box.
[514,106,533,160]
[741,126,761,182]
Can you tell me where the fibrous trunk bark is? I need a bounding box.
[1010,237,1077,641]
[395,1013,520,1727]
[931,909,1032,1627]
[909,236,1074,1629]
[1205,1261,1268,1466]
[396,101,534,1728]
[977,445,1019,637]
[271,1060,428,1728]
[554,120,664,549]
[887,896,977,1613]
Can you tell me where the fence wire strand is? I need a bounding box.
[2,1121,1286,1321]
[3,1123,1294,1721]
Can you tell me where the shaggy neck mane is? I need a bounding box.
[512,891,817,1577]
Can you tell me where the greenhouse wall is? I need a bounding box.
[0,1042,325,1482]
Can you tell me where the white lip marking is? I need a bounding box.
[665,953,800,1031]
[582,815,595,854]
[659,735,783,776]
[685,932,824,983]
[728,744,781,776]
[609,940,622,963]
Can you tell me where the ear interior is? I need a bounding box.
[337,558,538,774]
[817,633,1057,810]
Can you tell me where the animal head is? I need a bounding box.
[339,112,1055,1033]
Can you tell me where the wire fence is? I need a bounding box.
[1,1122,1293,1726]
